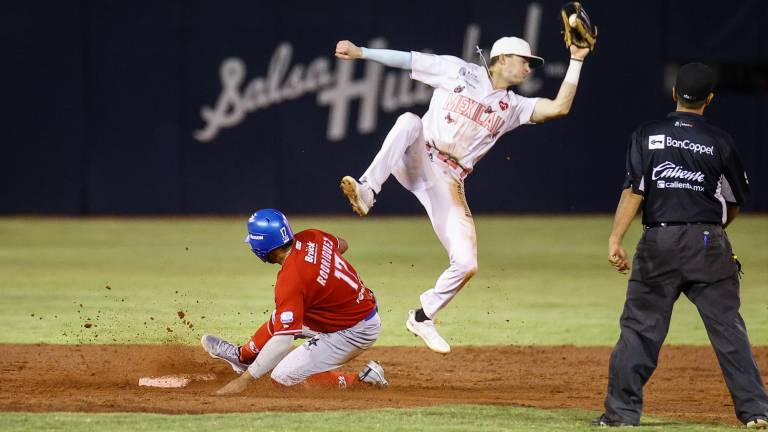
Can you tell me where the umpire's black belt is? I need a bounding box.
[644,221,721,229]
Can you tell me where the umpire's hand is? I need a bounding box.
[608,240,630,274]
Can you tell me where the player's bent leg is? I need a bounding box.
[271,315,383,388]
[361,113,425,190]
[406,255,476,355]
[405,180,477,354]
[361,112,423,192]
[420,213,478,318]
[341,113,425,216]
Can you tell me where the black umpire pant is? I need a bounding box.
[604,224,768,425]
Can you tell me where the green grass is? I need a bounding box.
[0,215,766,346]
[0,405,743,432]
[0,215,766,431]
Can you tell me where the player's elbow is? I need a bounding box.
[532,102,570,123]
[396,112,422,129]
[270,369,300,387]
[464,265,478,279]
[270,375,292,387]
[550,102,572,119]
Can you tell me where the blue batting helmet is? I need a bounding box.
[244,209,294,262]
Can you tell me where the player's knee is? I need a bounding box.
[270,369,299,387]
[454,259,478,280]
[395,112,422,130]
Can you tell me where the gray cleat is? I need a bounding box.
[358,360,388,388]
[201,334,248,374]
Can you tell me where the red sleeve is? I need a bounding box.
[240,318,275,363]
[272,267,305,336]
[250,319,273,351]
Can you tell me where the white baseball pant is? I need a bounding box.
[270,314,380,386]
[360,113,478,319]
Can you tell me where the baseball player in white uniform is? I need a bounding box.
[336,36,590,354]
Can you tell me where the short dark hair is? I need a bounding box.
[266,239,294,263]
[676,93,708,109]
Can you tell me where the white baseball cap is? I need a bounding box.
[490,37,544,68]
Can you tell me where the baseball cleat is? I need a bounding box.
[590,413,637,428]
[340,176,375,216]
[747,417,768,429]
[405,309,450,354]
[358,360,388,388]
[201,334,248,374]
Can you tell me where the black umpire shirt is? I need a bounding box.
[623,111,750,226]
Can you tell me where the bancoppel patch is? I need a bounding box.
[648,134,665,150]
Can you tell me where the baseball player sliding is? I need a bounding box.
[336,5,595,354]
[202,209,387,395]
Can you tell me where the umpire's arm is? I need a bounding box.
[608,188,643,273]
[725,206,740,228]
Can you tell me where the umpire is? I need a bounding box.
[593,63,768,428]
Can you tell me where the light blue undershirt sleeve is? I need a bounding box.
[361,47,412,70]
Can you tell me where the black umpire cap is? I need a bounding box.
[675,62,715,102]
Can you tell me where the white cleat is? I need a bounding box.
[201,334,248,374]
[358,360,388,388]
[747,418,768,429]
[340,176,375,216]
[405,310,451,354]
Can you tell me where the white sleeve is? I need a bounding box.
[517,95,539,125]
[409,52,467,90]
[246,334,293,379]
[361,47,412,69]
[498,93,539,135]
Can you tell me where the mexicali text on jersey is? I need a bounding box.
[409,51,539,172]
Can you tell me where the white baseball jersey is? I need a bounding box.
[410,52,539,172]
[358,50,541,320]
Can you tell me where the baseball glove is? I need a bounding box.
[560,2,598,51]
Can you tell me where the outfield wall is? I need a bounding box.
[2,0,766,214]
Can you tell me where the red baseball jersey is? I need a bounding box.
[271,229,376,336]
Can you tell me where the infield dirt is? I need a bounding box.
[2,344,765,427]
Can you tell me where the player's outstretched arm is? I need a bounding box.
[335,40,412,69]
[530,45,589,123]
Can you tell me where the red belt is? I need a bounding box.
[425,142,470,179]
